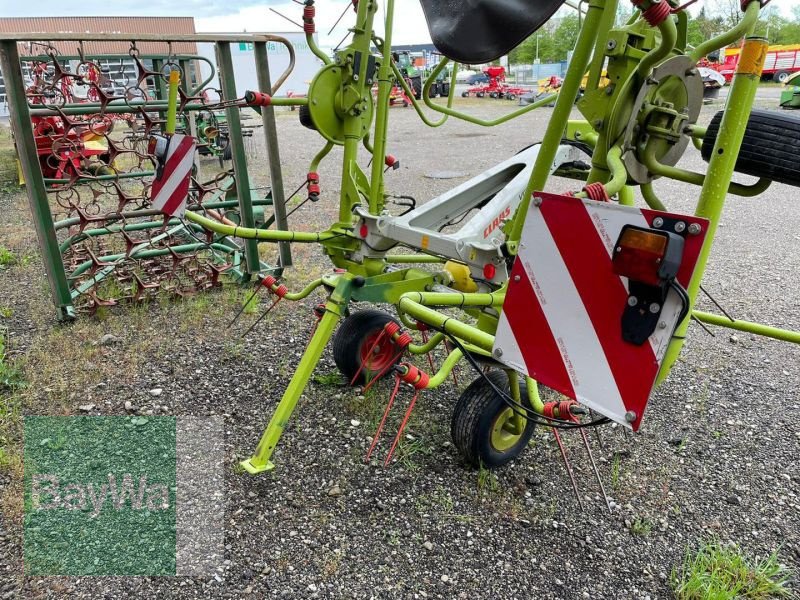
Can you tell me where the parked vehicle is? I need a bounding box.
[466,72,489,85]
[780,71,800,109]
[703,44,800,83]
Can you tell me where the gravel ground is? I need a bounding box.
[0,93,798,599]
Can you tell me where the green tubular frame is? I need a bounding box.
[1,32,297,317]
[237,0,797,473]
[8,1,792,471]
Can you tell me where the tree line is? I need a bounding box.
[508,2,800,66]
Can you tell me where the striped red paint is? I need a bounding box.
[150,134,195,217]
[494,193,709,431]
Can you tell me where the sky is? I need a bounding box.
[0,0,433,48]
[0,0,794,50]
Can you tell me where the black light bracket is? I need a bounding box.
[619,227,686,345]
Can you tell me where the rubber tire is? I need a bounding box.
[299,103,316,130]
[701,109,800,187]
[773,70,790,84]
[461,91,469,98]
[221,141,232,161]
[451,370,536,469]
[476,92,485,98]
[332,309,401,385]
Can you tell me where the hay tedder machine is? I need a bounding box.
[5,0,799,502]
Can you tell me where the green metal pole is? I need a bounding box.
[336,0,378,225]
[165,69,180,134]
[0,41,74,320]
[241,276,353,473]
[423,349,464,389]
[659,16,765,381]
[216,41,260,276]
[508,0,607,246]
[692,311,800,345]
[585,0,620,92]
[184,210,336,242]
[254,41,292,268]
[367,0,395,215]
[397,297,496,351]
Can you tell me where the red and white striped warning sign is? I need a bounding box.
[150,134,195,217]
[493,193,708,431]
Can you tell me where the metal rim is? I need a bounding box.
[490,407,525,452]
[358,330,397,374]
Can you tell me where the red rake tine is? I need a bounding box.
[362,347,407,393]
[229,279,264,326]
[384,391,419,467]
[588,409,606,452]
[552,428,584,509]
[421,330,435,372]
[579,427,612,513]
[365,375,402,462]
[240,297,281,338]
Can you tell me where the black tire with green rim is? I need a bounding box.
[701,109,800,187]
[451,370,536,469]
[332,309,403,385]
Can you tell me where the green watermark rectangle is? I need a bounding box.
[24,416,177,576]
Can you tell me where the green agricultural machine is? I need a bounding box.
[5,0,799,503]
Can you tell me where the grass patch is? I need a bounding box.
[629,517,652,536]
[0,328,25,393]
[0,328,26,523]
[611,452,622,490]
[0,246,17,268]
[477,463,499,494]
[313,370,345,387]
[672,540,794,600]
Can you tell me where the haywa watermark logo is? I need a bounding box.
[24,416,224,576]
[31,472,171,518]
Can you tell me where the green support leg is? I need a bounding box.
[0,41,74,320]
[240,277,353,474]
[216,41,261,276]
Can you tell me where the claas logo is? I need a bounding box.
[483,207,511,238]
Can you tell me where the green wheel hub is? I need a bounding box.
[490,407,526,452]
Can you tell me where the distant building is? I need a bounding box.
[0,17,320,118]
[0,17,197,117]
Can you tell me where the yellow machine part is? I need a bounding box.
[444,261,479,293]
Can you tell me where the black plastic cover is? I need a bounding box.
[418,0,567,64]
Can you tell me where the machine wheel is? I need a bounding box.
[299,103,316,130]
[773,70,790,84]
[221,141,232,161]
[506,93,516,101]
[489,92,499,99]
[451,371,536,469]
[476,92,485,98]
[332,309,403,385]
[701,109,800,187]
[461,91,469,98]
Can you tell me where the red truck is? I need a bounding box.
[705,44,800,84]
